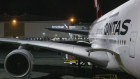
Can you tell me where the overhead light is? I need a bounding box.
[70,18,75,22]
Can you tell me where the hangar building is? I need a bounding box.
[0,15,89,40]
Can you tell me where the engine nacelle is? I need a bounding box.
[4,49,33,78]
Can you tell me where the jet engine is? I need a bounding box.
[4,49,33,77]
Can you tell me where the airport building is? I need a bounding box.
[0,19,89,40]
[0,20,70,38]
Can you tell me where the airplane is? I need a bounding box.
[46,24,89,35]
[0,0,140,79]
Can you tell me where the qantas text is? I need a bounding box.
[104,19,131,35]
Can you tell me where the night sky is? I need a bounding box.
[0,0,128,22]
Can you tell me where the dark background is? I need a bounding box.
[0,0,128,21]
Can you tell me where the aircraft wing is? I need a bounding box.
[0,38,114,77]
[46,28,89,35]
[0,38,108,67]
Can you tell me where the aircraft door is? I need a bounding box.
[129,32,138,58]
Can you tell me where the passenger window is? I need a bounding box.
[124,40,126,45]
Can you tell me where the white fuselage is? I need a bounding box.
[89,0,140,78]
